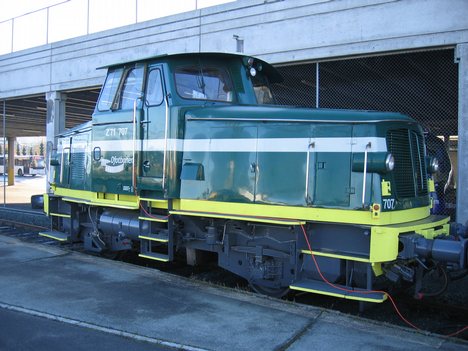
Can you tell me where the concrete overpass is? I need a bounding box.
[1,0,468,222]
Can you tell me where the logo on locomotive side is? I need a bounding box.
[99,155,134,173]
[110,156,133,166]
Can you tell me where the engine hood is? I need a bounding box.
[184,105,414,124]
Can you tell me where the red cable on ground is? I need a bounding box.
[446,326,468,338]
[300,224,467,337]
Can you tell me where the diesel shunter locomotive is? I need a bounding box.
[42,53,467,302]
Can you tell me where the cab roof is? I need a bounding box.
[97,52,283,83]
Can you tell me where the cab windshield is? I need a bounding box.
[174,65,233,102]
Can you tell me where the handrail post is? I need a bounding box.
[305,141,315,204]
[162,94,169,190]
[132,98,141,193]
[361,142,372,207]
[60,146,70,184]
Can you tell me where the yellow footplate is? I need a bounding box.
[290,279,387,303]
[138,252,169,262]
[39,230,70,242]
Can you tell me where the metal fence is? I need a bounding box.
[272,48,458,218]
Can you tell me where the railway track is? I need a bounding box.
[1,220,467,340]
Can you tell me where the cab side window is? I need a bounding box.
[252,73,274,105]
[175,65,233,102]
[97,68,124,111]
[146,69,164,105]
[119,66,144,110]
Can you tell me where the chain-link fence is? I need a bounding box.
[272,49,458,218]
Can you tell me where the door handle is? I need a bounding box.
[250,162,257,173]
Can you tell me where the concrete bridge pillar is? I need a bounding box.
[456,43,468,225]
[7,137,15,186]
[45,92,67,188]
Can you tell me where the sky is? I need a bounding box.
[0,0,234,54]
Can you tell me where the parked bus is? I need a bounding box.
[17,155,46,176]
[0,155,45,176]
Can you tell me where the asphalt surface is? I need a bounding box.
[0,233,466,351]
[0,308,169,351]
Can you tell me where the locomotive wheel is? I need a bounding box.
[249,281,290,298]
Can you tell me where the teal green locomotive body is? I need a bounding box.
[44,53,467,302]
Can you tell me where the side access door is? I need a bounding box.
[91,64,145,195]
[139,65,167,192]
[207,125,258,203]
[310,125,353,207]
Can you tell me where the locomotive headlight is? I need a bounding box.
[243,57,259,77]
[352,152,394,173]
[426,156,439,174]
[385,153,395,172]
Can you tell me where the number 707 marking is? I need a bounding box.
[383,199,395,210]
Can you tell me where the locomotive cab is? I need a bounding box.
[44,53,467,304]
[82,54,281,197]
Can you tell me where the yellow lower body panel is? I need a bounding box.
[48,187,450,266]
[52,187,139,209]
[49,187,433,226]
[170,209,305,226]
[43,193,50,215]
[175,199,431,226]
[369,215,450,263]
